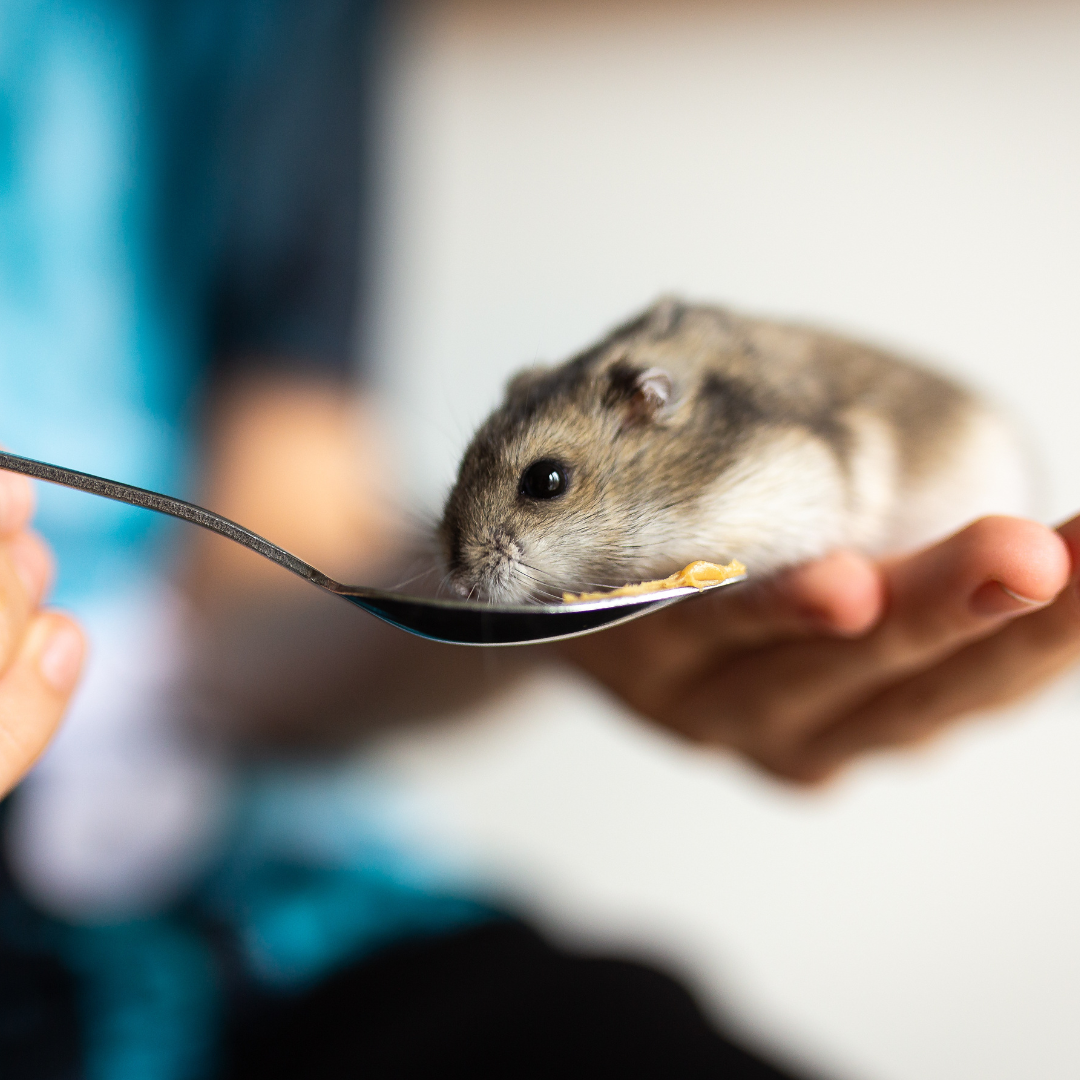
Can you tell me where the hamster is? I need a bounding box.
[438,299,1031,603]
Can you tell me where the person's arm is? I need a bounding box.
[0,470,84,795]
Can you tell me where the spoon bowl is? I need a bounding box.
[0,451,746,646]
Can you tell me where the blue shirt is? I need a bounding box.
[0,5,492,1079]
[0,0,371,606]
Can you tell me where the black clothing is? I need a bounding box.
[226,920,813,1080]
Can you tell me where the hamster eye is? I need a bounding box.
[520,459,569,500]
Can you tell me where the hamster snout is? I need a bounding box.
[439,300,1032,604]
[441,455,580,602]
[446,524,525,601]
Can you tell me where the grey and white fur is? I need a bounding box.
[439,300,1031,603]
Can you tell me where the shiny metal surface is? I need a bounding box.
[0,451,746,646]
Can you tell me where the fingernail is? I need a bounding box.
[38,626,83,695]
[970,580,1047,617]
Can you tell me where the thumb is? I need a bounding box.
[0,613,85,797]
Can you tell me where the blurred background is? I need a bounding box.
[5,1,1080,1077]
[362,2,1080,1078]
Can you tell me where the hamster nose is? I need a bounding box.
[448,574,472,598]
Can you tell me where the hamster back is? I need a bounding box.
[439,300,1031,603]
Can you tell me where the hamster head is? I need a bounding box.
[438,302,735,603]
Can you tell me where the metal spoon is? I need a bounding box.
[0,451,746,646]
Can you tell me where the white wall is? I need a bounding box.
[368,3,1080,1077]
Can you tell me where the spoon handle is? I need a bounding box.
[0,450,343,593]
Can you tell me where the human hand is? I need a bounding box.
[0,470,84,796]
[562,515,1078,783]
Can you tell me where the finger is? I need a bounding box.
[0,530,53,682]
[564,549,885,699]
[0,612,85,797]
[790,515,1080,776]
[671,517,1069,753]
[0,471,34,538]
[664,548,884,650]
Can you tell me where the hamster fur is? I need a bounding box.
[439,300,1032,603]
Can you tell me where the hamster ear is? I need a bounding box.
[505,364,550,402]
[608,364,674,426]
[645,296,686,336]
[633,367,673,413]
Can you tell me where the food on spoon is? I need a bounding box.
[562,559,746,603]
